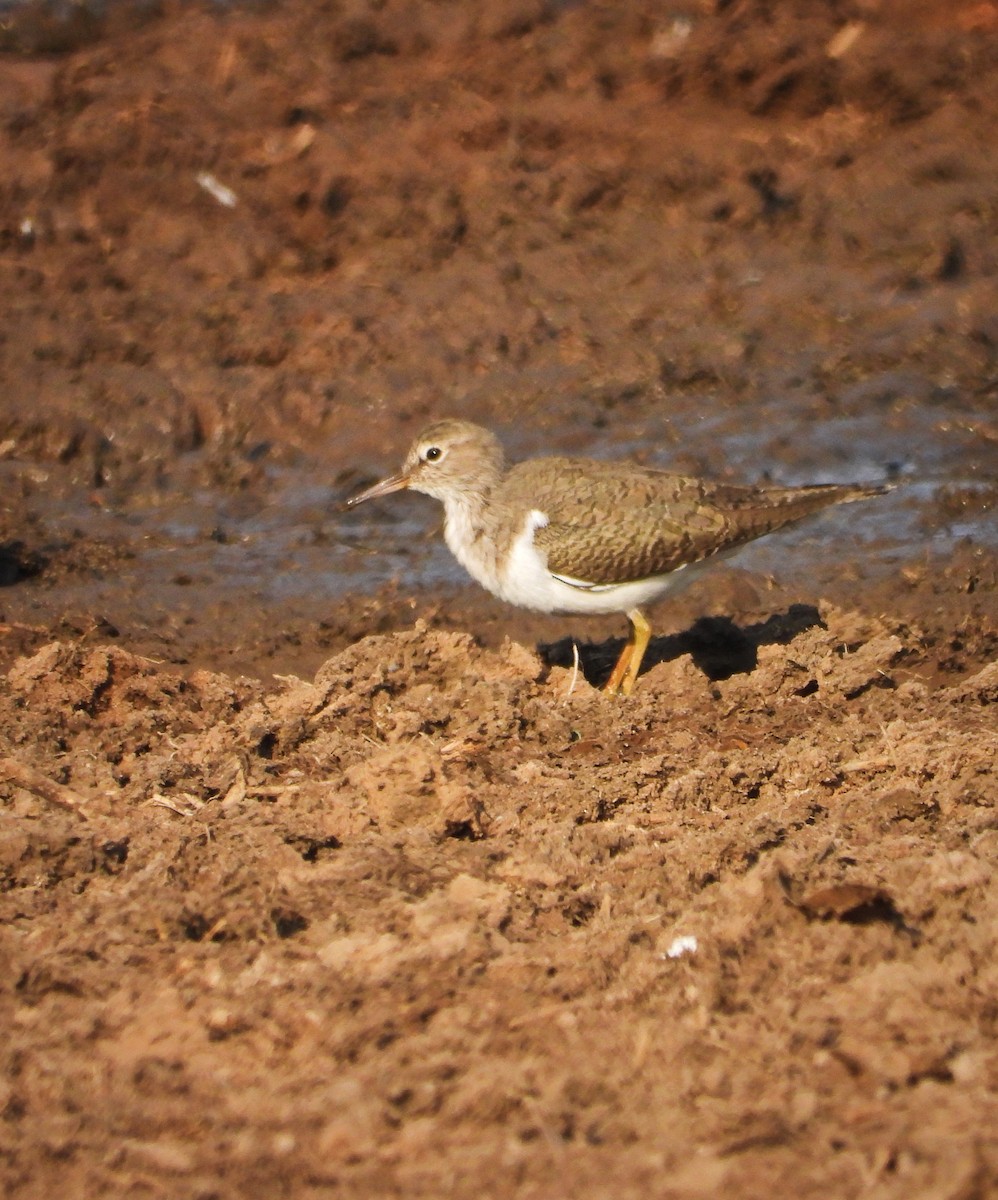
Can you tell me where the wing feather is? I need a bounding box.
[500,458,886,586]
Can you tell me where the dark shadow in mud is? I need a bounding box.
[540,603,825,689]
[0,542,47,587]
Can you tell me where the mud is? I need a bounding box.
[0,1,996,1196]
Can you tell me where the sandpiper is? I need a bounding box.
[347,420,892,695]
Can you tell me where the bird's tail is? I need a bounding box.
[720,478,897,545]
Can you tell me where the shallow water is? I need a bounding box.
[26,377,995,625]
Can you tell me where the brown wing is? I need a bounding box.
[508,458,890,586]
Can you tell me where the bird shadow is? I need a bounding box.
[539,603,825,690]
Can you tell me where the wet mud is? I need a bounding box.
[0,1,996,1196]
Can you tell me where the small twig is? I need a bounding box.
[564,640,581,697]
[150,792,204,817]
[0,756,92,820]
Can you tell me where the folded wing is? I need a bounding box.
[511,458,888,586]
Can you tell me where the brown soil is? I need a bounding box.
[0,2,996,1196]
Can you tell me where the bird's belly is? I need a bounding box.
[497,526,700,616]
[444,505,707,617]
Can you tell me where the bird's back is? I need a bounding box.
[501,456,891,585]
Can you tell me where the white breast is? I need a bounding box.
[442,497,504,595]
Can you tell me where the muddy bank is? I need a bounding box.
[0,0,996,675]
[2,605,996,1197]
[0,1,996,1196]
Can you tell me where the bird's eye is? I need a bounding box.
[424,446,442,462]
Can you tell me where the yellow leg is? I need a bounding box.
[619,609,651,696]
[603,632,634,695]
[603,609,651,697]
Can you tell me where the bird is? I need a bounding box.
[346,419,893,695]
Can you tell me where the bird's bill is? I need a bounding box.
[345,471,411,507]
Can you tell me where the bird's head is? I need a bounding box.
[346,419,506,508]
